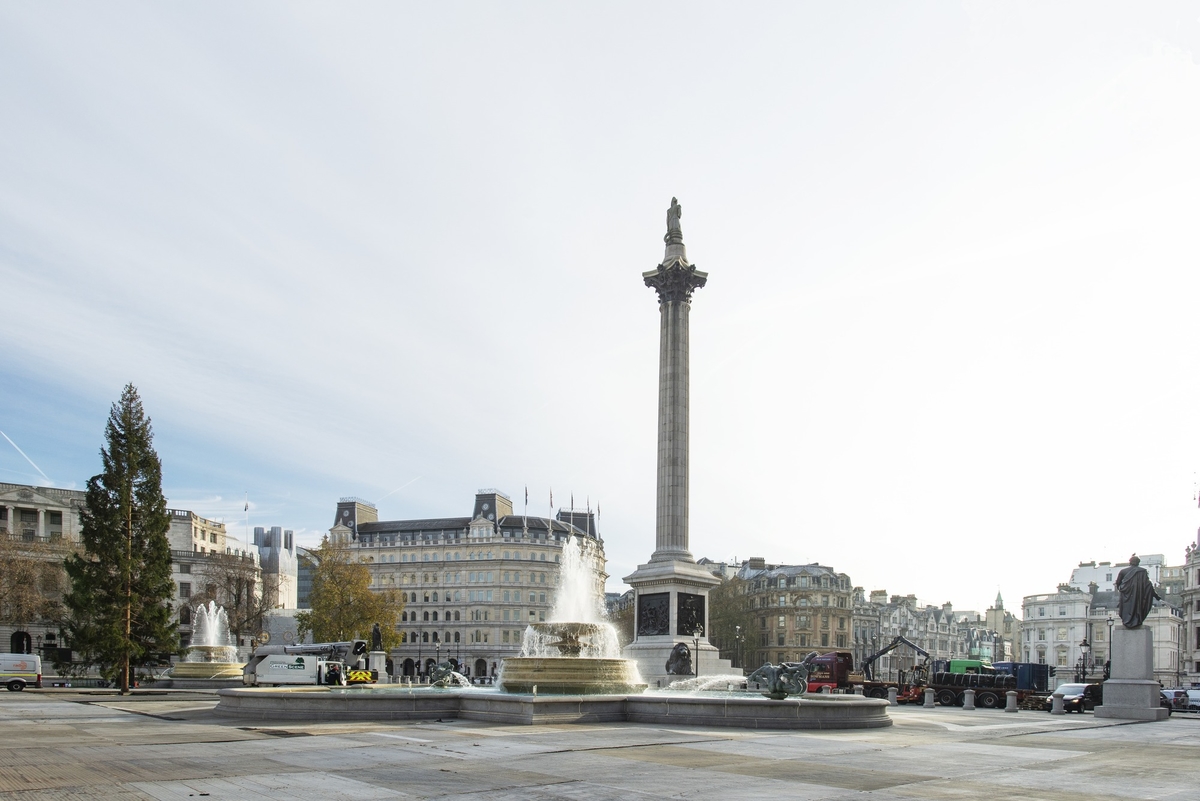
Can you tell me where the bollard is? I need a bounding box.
[963,688,975,710]
[1005,691,1018,713]
[888,686,898,706]
[923,687,936,708]
[820,685,831,694]
[853,685,864,696]
[1051,692,1065,715]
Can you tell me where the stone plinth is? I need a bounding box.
[622,557,733,688]
[1094,626,1168,721]
[368,651,389,681]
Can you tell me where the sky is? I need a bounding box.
[3,2,1200,616]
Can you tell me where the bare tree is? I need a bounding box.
[0,535,74,632]
[188,553,281,646]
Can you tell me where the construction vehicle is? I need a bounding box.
[857,636,931,698]
[242,640,369,687]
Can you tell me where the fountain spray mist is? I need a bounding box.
[517,535,622,660]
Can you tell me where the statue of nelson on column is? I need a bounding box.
[1114,554,1161,629]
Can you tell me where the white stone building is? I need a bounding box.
[1069,555,1166,593]
[254,526,298,609]
[0,482,86,657]
[1021,581,1183,688]
[1179,531,1200,687]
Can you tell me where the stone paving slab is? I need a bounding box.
[131,772,405,801]
[2,691,1199,799]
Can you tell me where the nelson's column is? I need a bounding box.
[623,198,735,686]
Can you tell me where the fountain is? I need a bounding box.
[213,203,889,727]
[170,601,245,681]
[498,536,646,695]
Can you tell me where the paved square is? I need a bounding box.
[1,691,1197,800]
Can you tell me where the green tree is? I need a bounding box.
[295,538,403,648]
[61,384,176,693]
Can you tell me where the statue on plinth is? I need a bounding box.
[1115,554,1161,629]
[371,622,383,652]
[664,197,683,244]
[665,643,692,675]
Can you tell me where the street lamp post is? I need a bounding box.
[693,628,703,677]
[1105,615,1114,679]
[734,625,743,670]
[1076,638,1091,683]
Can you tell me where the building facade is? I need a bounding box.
[254,526,298,609]
[167,509,262,653]
[1020,582,1183,688]
[984,592,1019,662]
[2,481,275,661]
[1069,555,1166,594]
[328,489,605,679]
[726,559,855,669]
[1179,531,1200,687]
[863,593,972,679]
[0,482,85,658]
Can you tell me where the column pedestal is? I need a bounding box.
[623,558,734,688]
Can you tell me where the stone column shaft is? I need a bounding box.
[656,297,691,558]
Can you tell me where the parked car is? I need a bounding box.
[1185,689,1200,711]
[1158,691,1174,716]
[1043,683,1101,713]
[1161,689,1189,710]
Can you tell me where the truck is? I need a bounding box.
[992,662,1051,693]
[857,636,932,699]
[803,651,855,692]
[902,662,1051,708]
[904,669,1020,708]
[242,640,369,687]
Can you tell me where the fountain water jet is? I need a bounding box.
[498,536,646,694]
[172,601,245,680]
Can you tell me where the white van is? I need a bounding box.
[0,654,42,691]
[247,654,346,687]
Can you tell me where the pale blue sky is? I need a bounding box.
[3,2,1199,613]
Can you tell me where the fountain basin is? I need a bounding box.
[214,686,890,729]
[499,657,647,695]
[170,661,245,680]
